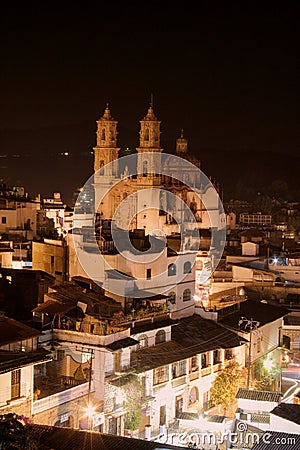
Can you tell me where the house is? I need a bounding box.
[235,388,281,431]
[269,403,300,434]
[220,300,288,391]
[251,431,300,450]
[0,313,51,418]
[30,424,187,450]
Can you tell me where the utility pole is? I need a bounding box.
[238,317,260,390]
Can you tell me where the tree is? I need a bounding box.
[0,413,39,449]
[210,361,244,415]
[122,375,145,431]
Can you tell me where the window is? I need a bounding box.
[168,263,176,277]
[153,366,169,385]
[146,268,152,280]
[138,335,148,349]
[81,352,92,364]
[143,160,148,176]
[189,356,198,372]
[172,360,186,378]
[56,349,65,361]
[213,349,221,364]
[144,128,149,141]
[257,337,261,353]
[160,405,166,425]
[101,128,106,140]
[155,330,166,345]
[183,289,191,302]
[201,353,207,368]
[189,386,199,404]
[50,255,54,265]
[11,369,21,399]
[100,160,104,175]
[168,291,176,304]
[1,217,6,224]
[184,261,192,274]
[225,349,233,360]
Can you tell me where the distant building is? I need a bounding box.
[239,213,272,227]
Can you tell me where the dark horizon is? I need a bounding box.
[0,1,299,203]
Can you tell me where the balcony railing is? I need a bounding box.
[201,366,211,377]
[172,375,187,388]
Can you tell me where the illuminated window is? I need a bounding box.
[11,369,21,399]
[168,263,176,276]
[183,289,191,302]
[184,261,192,274]
[82,352,92,364]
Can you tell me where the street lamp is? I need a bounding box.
[85,404,95,431]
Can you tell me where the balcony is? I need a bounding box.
[189,370,199,381]
[201,366,211,377]
[172,375,187,388]
[212,363,223,373]
[32,381,91,414]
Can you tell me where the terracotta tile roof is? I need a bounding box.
[0,315,41,346]
[131,315,247,372]
[251,432,300,450]
[0,348,51,374]
[220,300,288,329]
[236,388,281,402]
[31,425,186,450]
[270,403,300,425]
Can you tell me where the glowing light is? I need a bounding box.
[264,358,273,371]
[273,257,278,264]
[85,405,95,418]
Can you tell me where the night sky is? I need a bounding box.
[0,1,299,203]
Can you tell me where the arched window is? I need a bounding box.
[101,128,106,140]
[168,263,176,276]
[155,330,166,345]
[144,128,149,141]
[184,261,192,274]
[99,160,104,175]
[168,291,176,304]
[183,288,191,302]
[143,160,148,177]
[201,353,207,368]
[189,386,199,403]
[138,335,148,349]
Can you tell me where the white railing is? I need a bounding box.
[32,382,91,414]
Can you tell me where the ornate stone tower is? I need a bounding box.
[136,105,163,180]
[93,104,120,176]
[175,129,188,155]
[93,105,120,220]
